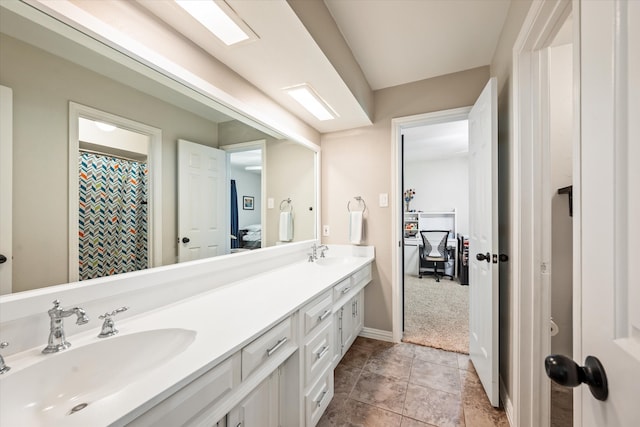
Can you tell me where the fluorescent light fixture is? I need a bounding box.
[94,121,116,132]
[175,0,251,46]
[285,84,337,121]
[245,166,262,171]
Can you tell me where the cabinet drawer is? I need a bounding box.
[305,370,334,427]
[304,321,332,386]
[352,264,371,286]
[242,317,294,380]
[129,353,240,427]
[332,277,352,300]
[301,290,333,336]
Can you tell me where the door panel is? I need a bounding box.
[578,1,640,424]
[468,77,499,407]
[178,139,228,262]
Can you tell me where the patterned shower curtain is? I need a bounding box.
[78,152,148,280]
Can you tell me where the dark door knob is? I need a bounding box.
[0,254,6,264]
[544,354,608,401]
[182,237,190,244]
[476,252,490,262]
[499,254,509,262]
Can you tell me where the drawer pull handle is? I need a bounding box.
[341,286,351,294]
[318,310,331,322]
[266,337,288,357]
[316,346,329,360]
[316,389,328,407]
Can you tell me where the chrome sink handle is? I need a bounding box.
[42,299,89,354]
[0,342,10,374]
[318,245,329,258]
[98,306,129,338]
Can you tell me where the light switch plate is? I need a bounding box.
[323,225,330,236]
[379,193,389,207]
[267,198,274,209]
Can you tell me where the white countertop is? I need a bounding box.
[0,249,374,427]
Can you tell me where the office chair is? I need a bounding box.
[418,230,451,282]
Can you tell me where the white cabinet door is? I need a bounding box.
[227,371,279,427]
[353,291,364,336]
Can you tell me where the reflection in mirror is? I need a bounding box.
[73,111,159,282]
[0,6,317,294]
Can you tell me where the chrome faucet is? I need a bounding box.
[0,342,10,374]
[42,299,89,354]
[308,243,329,261]
[98,306,128,338]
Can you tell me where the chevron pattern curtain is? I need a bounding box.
[78,152,148,280]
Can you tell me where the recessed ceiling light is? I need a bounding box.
[284,84,338,121]
[174,0,254,46]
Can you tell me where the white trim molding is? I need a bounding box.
[511,1,573,426]
[359,327,394,343]
[68,102,163,282]
[390,107,472,343]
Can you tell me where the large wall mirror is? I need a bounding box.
[0,3,318,294]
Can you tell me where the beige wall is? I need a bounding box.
[321,66,489,332]
[266,140,316,247]
[549,43,573,357]
[1,34,220,292]
[489,0,533,406]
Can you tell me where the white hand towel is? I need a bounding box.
[279,211,293,242]
[349,211,364,245]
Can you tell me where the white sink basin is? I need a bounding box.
[314,257,357,267]
[0,328,196,426]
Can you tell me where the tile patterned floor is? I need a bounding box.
[318,337,510,427]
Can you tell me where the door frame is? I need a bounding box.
[512,0,575,426]
[391,106,471,343]
[68,102,163,282]
[0,86,12,295]
[221,140,267,245]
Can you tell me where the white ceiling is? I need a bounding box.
[403,120,469,162]
[136,0,511,133]
[324,0,511,91]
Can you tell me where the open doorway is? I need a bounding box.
[547,13,574,427]
[222,140,266,252]
[401,115,471,354]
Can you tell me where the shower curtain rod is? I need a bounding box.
[79,148,146,163]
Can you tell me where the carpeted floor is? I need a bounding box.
[403,274,469,354]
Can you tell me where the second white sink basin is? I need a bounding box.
[0,328,196,426]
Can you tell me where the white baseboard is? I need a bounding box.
[500,375,514,427]
[359,327,394,342]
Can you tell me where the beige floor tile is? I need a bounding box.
[401,416,438,427]
[334,363,363,398]
[372,342,418,360]
[350,370,408,414]
[341,344,373,369]
[413,345,459,368]
[403,383,465,427]
[460,369,508,427]
[410,359,461,395]
[365,352,413,382]
[354,336,396,351]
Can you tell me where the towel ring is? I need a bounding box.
[347,196,367,213]
[280,198,293,212]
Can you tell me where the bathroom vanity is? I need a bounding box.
[0,242,374,427]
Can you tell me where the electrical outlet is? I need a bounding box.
[379,193,389,207]
[322,225,330,236]
[267,198,274,209]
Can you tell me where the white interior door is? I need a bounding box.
[468,77,499,407]
[0,86,12,295]
[178,139,228,262]
[576,1,640,424]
